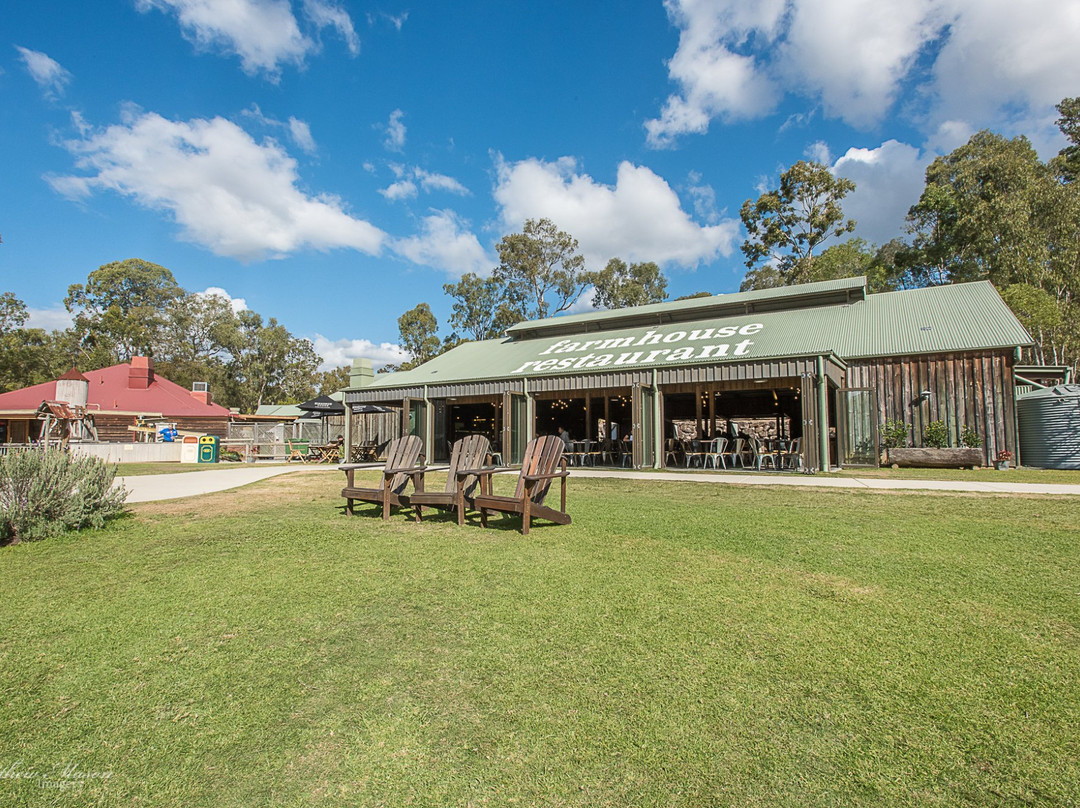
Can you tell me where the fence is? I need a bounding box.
[223,413,398,461]
[0,444,35,457]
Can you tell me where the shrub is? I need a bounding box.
[960,426,982,448]
[880,420,909,449]
[0,450,128,545]
[923,420,950,448]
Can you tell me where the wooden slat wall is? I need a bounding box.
[845,351,1016,464]
[93,415,230,442]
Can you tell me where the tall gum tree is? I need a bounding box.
[493,218,592,320]
[740,161,856,285]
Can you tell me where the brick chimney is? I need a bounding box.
[191,381,212,406]
[128,356,154,389]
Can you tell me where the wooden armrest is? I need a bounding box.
[457,465,509,477]
[523,470,570,482]
[383,464,426,475]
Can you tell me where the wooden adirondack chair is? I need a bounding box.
[340,435,425,521]
[409,434,491,525]
[286,439,309,463]
[470,435,571,535]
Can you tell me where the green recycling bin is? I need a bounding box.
[198,435,219,463]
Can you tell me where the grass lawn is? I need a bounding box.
[2,472,1078,806]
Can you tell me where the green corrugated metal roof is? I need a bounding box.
[506,276,866,338]
[254,404,305,417]
[367,280,1032,390]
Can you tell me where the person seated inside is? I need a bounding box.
[556,426,573,449]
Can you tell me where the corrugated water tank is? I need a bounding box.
[1017,384,1080,469]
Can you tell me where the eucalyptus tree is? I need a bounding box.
[904,122,1080,373]
[739,161,856,285]
[442,273,523,341]
[493,218,592,320]
[64,258,182,364]
[591,258,668,309]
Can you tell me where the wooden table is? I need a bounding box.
[351,443,378,463]
[310,444,341,464]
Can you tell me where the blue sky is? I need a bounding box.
[4,0,1078,370]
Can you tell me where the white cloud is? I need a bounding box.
[287,117,316,153]
[645,0,785,146]
[391,209,490,277]
[805,140,832,164]
[311,334,407,372]
[242,106,318,153]
[685,174,720,225]
[302,0,360,55]
[49,109,386,261]
[832,139,932,246]
[15,46,71,98]
[25,306,72,332]
[647,0,1080,146]
[415,169,469,196]
[136,0,360,77]
[367,11,408,31]
[136,0,310,76]
[379,167,469,201]
[379,180,417,201]
[383,109,406,152]
[493,155,738,270]
[929,0,1080,134]
[197,286,248,313]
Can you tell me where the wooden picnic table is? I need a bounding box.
[351,442,379,463]
[309,443,341,464]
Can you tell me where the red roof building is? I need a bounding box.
[0,357,230,444]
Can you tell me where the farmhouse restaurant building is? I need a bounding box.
[346,277,1032,470]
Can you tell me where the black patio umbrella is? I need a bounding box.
[296,394,346,415]
[351,403,397,414]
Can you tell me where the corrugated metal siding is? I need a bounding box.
[528,371,651,394]
[656,358,822,385]
[346,387,415,403]
[1017,386,1080,469]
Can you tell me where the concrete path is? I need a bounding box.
[116,464,1080,503]
[572,468,1080,496]
[117,465,332,503]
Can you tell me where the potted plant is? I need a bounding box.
[886,421,984,469]
[995,450,1013,470]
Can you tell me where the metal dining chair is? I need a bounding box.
[749,437,778,470]
[704,437,728,469]
[781,437,802,470]
[720,437,745,468]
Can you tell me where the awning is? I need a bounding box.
[296,394,345,415]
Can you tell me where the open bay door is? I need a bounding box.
[502,390,528,465]
[403,397,427,450]
[631,383,657,469]
[837,387,879,467]
[431,400,448,463]
[800,372,822,471]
